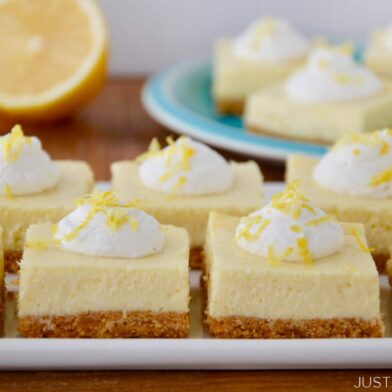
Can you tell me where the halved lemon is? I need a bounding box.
[0,0,108,121]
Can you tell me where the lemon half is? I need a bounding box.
[0,0,108,121]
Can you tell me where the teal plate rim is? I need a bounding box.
[142,58,328,161]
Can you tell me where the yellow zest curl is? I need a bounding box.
[267,244,280,267]
[0,124,32,163]
[351,228,373,253]
[296,237,312,264]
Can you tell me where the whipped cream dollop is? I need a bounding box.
[285,46,383,102]
[0,125,59,196]
[235,182,344,263]
[314,129,392,198]
[55,192,164,258]
[138,136,233,196]
[233,17,310,62]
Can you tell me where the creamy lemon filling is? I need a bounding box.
[314,129,392,198]
[53,191,164,258]
[233,17,309,62]
[137,136,233,196]
[285,45,383,102]
[0,124,59,196]
[235,181,344,264]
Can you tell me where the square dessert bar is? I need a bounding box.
[287,154,392,270]
[111,161,263,268]
[245,82,392,143]
[213,39,303,115]
[18,223,190,338]
[204,212,383,338]
[1,160,93,272]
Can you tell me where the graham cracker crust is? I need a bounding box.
[215,98,245,116]
[19,310,189,338]
[374,253,389,274]
[4,250,22,273]
[246,124,333,145]
[205,315,384,339]
[190,246,204,269]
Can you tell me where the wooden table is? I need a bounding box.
[0,78,388,391]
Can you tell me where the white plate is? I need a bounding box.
[1,182,392,370]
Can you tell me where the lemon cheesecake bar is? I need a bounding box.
[0,125,93,272]
[213,17,309,115]
[204,184,383,338]
[111,137,263,268]
[287,129,392,272]
[18,192,190,338]
[245,46,392,143]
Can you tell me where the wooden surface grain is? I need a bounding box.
[0,78,387,391]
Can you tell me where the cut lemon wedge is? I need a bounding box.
[0,0,108,121]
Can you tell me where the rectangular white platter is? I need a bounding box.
[1,182,392,370]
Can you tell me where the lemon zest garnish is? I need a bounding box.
[237,217,271,241]
[283,247,293,258]
[351,228,373,253]
[332,73,362,85]
[296,237,312,264]
[51,224,58,236]
[267,244,280,267]
[290,225,302,233]
[62,208,95,242]
[106,209,129,230]
[61,192,140,242]
[334,130,390,154]
[0,124,31,163]
[380,139,390,156]
[135,138,162,163]
[334,42,354,56]
[166,135,175,145]
[25,238,59,250]
[369,167,392,187]
[4,184,12,198]
[270,181,311,220]
[130,217,139,230]
[302,204,316,215]
[305,215,332,226]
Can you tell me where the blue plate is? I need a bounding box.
[142,58,330,162]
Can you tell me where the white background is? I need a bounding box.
[98,0,392,75]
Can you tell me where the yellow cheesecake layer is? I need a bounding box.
[287,154,392,256]
[111,161,263,247]
[0,160,93,252]
[213,39,304,104]
[205,212,380,320]
[245,82,392,143]
[18,223,190,317]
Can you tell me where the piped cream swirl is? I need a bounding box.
[0,125,59,196]
[285,46,383,102]
[233,17,310,62]
[137,136,233,196]
[235,182,344,264]
[314,129,392,198]
[54,192,164,258]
